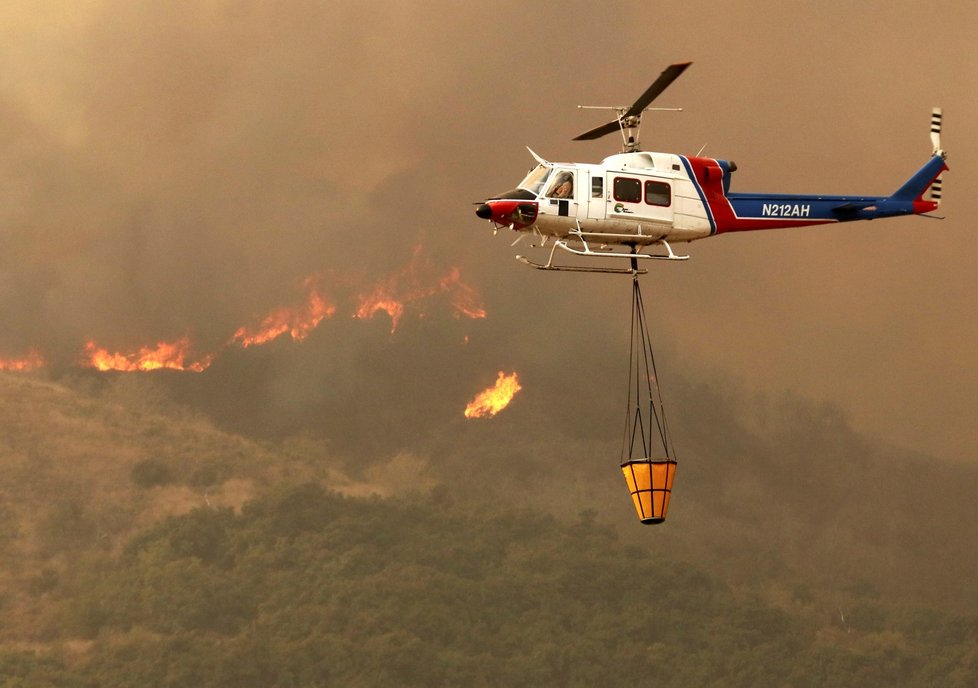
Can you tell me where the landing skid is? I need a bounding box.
[516,254,648,275]
[515,232,688,274]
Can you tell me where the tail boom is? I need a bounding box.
[684,153,948,236]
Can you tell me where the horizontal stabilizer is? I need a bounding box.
[832,201,875,214]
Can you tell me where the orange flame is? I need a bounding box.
[83,337,213,372]
[439,267,488,321]
[231,278,336,347]
[0,349,45,372]
[464,371,522,419]
[355,248,486,332]
[354,294,405,333]
[7,251,486,372]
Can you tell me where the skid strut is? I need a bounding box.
[516,222,687,273]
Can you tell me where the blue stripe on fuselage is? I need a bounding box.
[727,193,886,222]
[678,156,717,235]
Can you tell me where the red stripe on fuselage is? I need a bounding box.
[685,156,836,234]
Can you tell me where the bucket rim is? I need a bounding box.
[620,457,677,468]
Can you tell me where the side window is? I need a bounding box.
[546,171,575,199]
[645,180,671,207]
[591,176,603,199]
[613,177,641,203]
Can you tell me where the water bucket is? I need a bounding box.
[621,458,677,524]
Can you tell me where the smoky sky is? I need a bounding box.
[0,1,976,461]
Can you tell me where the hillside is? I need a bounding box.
[0,371,976,685]
[419,373,978,609]
[2,484,977,687]
[0,373,407,641]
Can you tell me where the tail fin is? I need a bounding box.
[889,107,947,207]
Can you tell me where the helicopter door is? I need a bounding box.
[607,175,673,226]
[586,173,605,220]
[542,169,576,219]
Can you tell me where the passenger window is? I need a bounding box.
[591,176,603,199]
[613,177,641,203]
[645,180,671,206]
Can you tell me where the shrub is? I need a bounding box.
[130,459,175,488]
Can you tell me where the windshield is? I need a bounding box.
[517,164,552,195]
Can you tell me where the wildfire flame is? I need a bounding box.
[354,294,405,333]
[0,349,45,372]
[83,338,213,372]
[464,371,522,419]
[8,251,485,374]
[355,247,486,332]
[439,266,488,322]
[230,278,336,348]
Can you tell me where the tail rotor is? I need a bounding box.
[930,107,944,155]
[929,107,945,206]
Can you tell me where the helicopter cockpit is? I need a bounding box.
[517,164,552,195]
[476,163,576,228]
[518,165,576,199]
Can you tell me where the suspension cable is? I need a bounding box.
[621,274,674,463]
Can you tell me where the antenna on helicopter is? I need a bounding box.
[573,61,691,153]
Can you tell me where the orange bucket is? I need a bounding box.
[621,459,677,524]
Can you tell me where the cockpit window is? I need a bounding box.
[518,165,552,195]
[546,170,575,199]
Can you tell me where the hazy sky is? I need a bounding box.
[0,1,975,461]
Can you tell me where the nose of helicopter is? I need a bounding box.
[474,198,539,230]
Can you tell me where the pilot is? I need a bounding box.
[549,172,574,199]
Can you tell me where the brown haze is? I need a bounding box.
[0,1,975,465]
[1,4,977,671]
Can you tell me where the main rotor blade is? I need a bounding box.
[625,61,692,117]
[572,61,692,142]
[572,119,622,141]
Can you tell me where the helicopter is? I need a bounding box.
[474,62,948,274]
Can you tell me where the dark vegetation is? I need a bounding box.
[2,484,977,687]
[0,373,976,686]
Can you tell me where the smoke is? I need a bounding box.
[1,2,977,620]
[0,1,975,463]
[0,2,431,356]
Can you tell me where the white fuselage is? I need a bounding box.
[528,152,713,245]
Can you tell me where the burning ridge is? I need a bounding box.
[0,250,486,374]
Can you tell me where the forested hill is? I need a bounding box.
[0,373,976,686]
[2,483,977,687]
